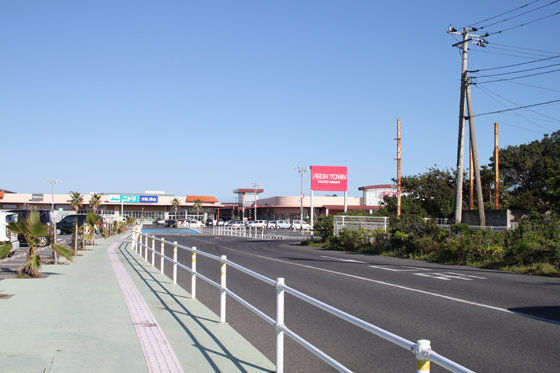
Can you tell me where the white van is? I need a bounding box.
[0,212,20,258]
[291,220,311,230]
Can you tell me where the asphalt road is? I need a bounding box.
[138,228,560,373]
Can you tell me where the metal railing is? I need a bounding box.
[334,216,389,236]
[130,225,475,373]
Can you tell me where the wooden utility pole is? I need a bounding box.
[396,119,402,218]
[495,123,499,210]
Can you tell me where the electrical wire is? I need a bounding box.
[477,115,547,133]
[468,53,560,72]
[475,67,560,83]
[462,0,541,29]
[478,0,560,29]
[488,11,560,35]
[475,85,556,131]
[473,62,560,78]
[501,80,560,93]
[482,45,558,58]
[473,99,560,117]
[469,48,554,60]
[487,42,559,55]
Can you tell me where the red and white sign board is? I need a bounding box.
[311,166,348,192]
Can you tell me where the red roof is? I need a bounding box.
[233,189,264,194]
[186,195,218,203]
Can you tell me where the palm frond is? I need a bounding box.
[53,244,74,261]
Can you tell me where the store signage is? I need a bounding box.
[32,193,44,201]
[108,195,139,203]
[140,196,158,203]
[311,166,348,192]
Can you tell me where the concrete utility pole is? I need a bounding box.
[293,167,309,221]
[47,179,60,265]
[396,119,402,218]
[465,76,486,226]
[448,25,489,224]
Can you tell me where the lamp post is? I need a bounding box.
[293,167,308,221]
[250,183,262,221]
[46,179,60,265]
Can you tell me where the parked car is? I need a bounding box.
[275,220,291,229]
[217,220,224,226]
[188,220,205,228]
[0,212,20,258]
[56,214,88,235]
[206,219,214,226]
[247,220,266,228]
[265,220,277,229]
[8,209,52,246]
[229,220,244,228]
[155,218,165,225]
[291,220,311,230]
[165,219,177,228]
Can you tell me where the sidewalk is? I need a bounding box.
[0,232,275,373]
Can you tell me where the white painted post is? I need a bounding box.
[160,240,164,274]
[261,226,264,238]
[415,339,431,373]
[276,277,285,373]
[173,241,177,285]
[144,235,149,261]
[191,246,197,299]
[220,255,227,323]
[137,233,142,255]
[151,236,155,267]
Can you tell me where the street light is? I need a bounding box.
[46,179,60,265]
[250,182,262,221]
[293,167,308,221]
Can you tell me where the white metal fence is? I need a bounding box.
[334,216,389,236]
[131,225,475,373]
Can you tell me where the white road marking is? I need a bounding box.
[369,265,431,272]
[189,237,560,326]
[321,255,367,263]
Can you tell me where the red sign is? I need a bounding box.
[300,194,305,198]
[311,166,348,192]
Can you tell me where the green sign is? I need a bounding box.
[108,195,139,203]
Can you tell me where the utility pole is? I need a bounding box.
[469,142,474,210]
[495,123,499,210]
[47,179,60,265]
[293,167,309,221]
[396,119,402,218]
[465,75,486,226]
[250,183,262,221]
[448,25,489,224]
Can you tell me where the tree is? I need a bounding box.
[89,193,102,213]
[69,191,84,213]
[192,198,203,220]
[170,198,181,218]
[493,130,560,210]
[7,211,73,277]
[86,211,99,246]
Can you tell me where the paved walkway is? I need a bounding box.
[0,232,275,373]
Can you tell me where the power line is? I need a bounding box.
[483,45,558,58]
[478,0,560,29]
[473,62,560,78]
[477,115,547,133]
[473,99,560,117]
[469,53,560,72]
[475,85,555,131]
[488,42,559,55]
[488,11,560,35]
[469,48,555,60]
[475,67,560,83]
[502,80,560,93]
[462,0,541,29]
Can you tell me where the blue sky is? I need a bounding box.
[2,1,558,202]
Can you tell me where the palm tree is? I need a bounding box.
[8,211,73,277]
[69,191,84,213]
[170,198,181,219]
[86,211,99,246]
[192,198,203,220]
[89,193,102,213]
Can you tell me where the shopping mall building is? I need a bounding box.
[0,184,396,223]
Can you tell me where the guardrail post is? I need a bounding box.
[173,241,178,285]
[191,246,197,299]
[261,226,264,238]
[151,236,155,267]
[144,235,149,261]
[138,233,142,255]
[276,277,285,373]
[414,339,431,373]
[160,240,165,274]
[220,255,227,323]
